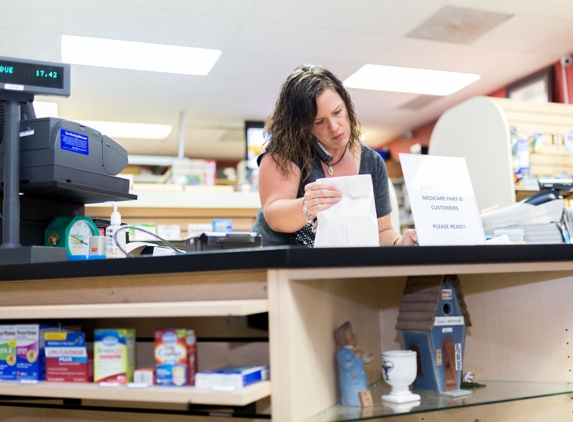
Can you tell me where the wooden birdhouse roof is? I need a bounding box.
[395,275,472,331]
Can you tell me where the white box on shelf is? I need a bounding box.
[195,366,269,391]
[157,224,181,240]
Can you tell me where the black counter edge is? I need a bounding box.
[0,244,572,282]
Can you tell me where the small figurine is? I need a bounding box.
[334,321,372,406]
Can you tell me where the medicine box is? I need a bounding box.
[195,366,270,391]
[212,219,233,232]
[45,332,93,382]
[94,329,136,384]
[128,223,157,241]
[155,329,188,386]
[0,325,17,380]
[16,324,59,381]
[157,224,181,240]
[134,368,155,386]
[187,329,197,386]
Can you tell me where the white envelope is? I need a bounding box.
[313,174,379,247]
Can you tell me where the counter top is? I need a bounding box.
[1,244,573,282]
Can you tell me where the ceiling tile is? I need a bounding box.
[0,0,57,30]
[398,95,443,110]
[53,0,243,49]
[449,0,573,22]
[247,0,442,37]
[226,20,395,63]
[407,6,512,44]
[371,37,524,74]
[541,29,573,56]
[0,29,60,61]
[473,15,573,52]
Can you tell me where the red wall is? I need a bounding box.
[386,121,436,159]
[381,59,573,157]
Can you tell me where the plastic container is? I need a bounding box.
[106,203,126,258]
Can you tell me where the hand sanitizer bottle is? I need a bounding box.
[106,203,126,258]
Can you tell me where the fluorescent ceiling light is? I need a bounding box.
[77,120,173,140]
[33,101,58,117]
[128,155,177,166]
[61,35,221,75]
[344,64,480,96]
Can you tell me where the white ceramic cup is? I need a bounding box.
[381,350,421,403]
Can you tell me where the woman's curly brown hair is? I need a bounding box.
[264,64,361,180]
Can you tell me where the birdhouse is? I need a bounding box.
[395,275,472,397]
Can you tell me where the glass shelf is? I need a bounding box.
[306,380,573,421]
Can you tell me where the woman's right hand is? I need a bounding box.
[303,181,342,219]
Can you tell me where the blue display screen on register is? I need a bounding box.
[0,58,64,89]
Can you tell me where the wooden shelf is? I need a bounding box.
[87,190,260,210]
[0,299,269,320]
[0,380,271,406]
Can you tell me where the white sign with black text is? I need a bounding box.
[399,153,486,246]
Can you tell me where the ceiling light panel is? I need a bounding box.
[77,120,173,140]
[33,101,59,117]
[344,64,480,96]
[61,35,221,75]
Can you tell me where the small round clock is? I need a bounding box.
[44,216,100,256]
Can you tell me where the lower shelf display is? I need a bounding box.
[0,380,271,407]
[306,380,573,421]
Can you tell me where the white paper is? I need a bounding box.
[399,153,486,246]
[313,174,379,247]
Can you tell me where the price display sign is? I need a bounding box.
[0,56,70,96]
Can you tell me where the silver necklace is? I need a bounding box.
[326,144,348,175]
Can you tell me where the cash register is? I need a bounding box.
[0,56,135,264]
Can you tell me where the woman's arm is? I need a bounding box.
[259,153,341,233]
[258,154,305,233]
[378,214,418,246]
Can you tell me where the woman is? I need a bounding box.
[251,64,417,247]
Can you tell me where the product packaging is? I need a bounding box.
[187,329,197,386]
[195,365,270,391]
[16,324,60,381]
[566,130,573,154]
[212,219,233,232]
[94,329,136,384]
[0,325,17,380]
[155,329,188,386]
[134,368,155,386]
[106,203,126,258]
[45,332,93,382]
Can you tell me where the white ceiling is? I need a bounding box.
[2,0,573,161]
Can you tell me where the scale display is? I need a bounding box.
[0,56,70,97]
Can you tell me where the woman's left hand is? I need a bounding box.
[396,229,418,246]
[303,181,342,219]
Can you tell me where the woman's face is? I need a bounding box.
[311,87,350,151]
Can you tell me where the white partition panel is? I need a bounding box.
[429,96,515,211]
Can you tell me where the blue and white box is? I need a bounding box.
[195,366,269,391]
[212,219,233,232]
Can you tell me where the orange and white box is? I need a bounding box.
[155,329,188,386]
